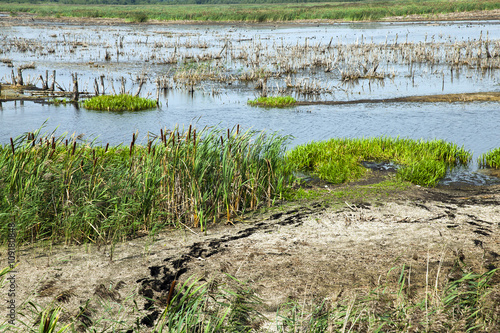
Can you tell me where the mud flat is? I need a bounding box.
[5,175,500,331]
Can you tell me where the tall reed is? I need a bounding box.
[0,126,291,245]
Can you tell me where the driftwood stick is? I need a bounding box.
[50,70,56,91]
[72,73,79,101]
[134,77,145,97]
[44,70,49,90]
[100,75,105,95]
[120,77,126,95]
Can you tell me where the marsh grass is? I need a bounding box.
[287,137,472,186]
[81,94,157,112]
[478,147,500,169]
[0,125,291,245]
[155,275,264,332]
[2,264,497,332]
[275,266,499,332]
[248,96,296,107]
[3,0,500,22]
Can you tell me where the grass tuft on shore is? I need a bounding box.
[287,137,472,187]
[479,147,500,169]
[248,96,296,107]
[82,94,157,111]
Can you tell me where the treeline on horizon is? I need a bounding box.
[0,0,364,4]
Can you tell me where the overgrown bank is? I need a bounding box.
[2,127,500,246]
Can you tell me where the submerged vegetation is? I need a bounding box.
[0,126,290,244]
[1,0,500,22]
[248,96,296,107]
[82,94,157,111]
[287,137,472,186]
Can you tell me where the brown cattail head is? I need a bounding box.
[10,138,14,155]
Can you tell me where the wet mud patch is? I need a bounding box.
[136,205,327,325]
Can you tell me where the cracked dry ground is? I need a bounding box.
[6,182,500,331]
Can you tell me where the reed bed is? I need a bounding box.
[81,94,157,111]
[287,137,472,186]
[2,0,500,22]
[248,96,296,107]
[0,126,290,245]
[478,147,500,169]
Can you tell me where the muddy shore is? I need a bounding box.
[3,175,500,331]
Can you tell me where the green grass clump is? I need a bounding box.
[478,147,500,169]
[155,276,263,333]
[248,96,296,107]
[82,94,157,111]
[0,126,291,245]
[287,137,472,187]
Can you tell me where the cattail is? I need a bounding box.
[10,138,14,155]
[105,143,109,153]
[187,124,192,143]
[72,141,76,156]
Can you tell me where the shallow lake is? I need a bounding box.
[1,19,499,185]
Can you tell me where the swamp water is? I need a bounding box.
[1,19,500,185]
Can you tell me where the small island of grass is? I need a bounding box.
[248,96,296,107]
[82,94,157,111]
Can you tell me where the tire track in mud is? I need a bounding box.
[136,203,327,327]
